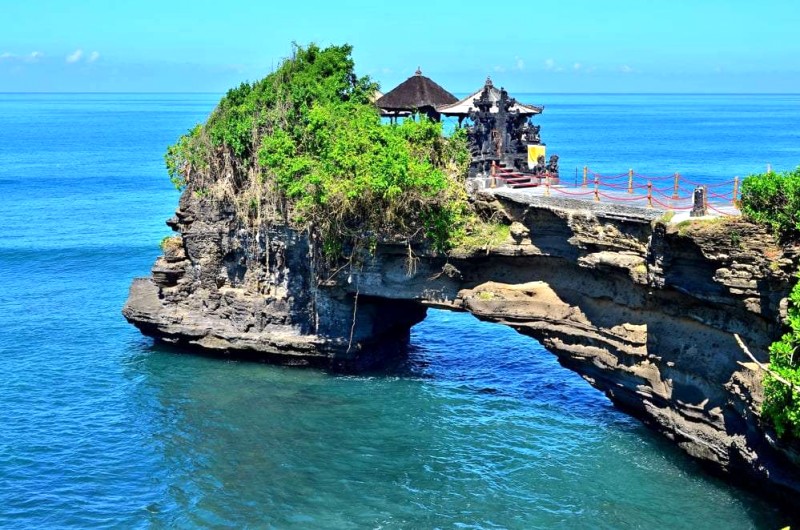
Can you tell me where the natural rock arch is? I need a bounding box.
[124,191,800,502]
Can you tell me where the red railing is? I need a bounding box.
[487,163,741,215]
[551,166,741,214]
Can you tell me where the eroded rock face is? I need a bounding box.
[124,189,800,500]
[124,192,427,370]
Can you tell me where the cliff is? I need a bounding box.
[124,187,800,502]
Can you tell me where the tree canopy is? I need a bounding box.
[165,43,473,260]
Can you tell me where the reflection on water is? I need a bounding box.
[127,311,783,529]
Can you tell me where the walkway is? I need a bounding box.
[489,167,741,221]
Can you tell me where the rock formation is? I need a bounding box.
[124,187,800,502]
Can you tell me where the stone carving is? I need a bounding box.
[465,80,557,178]
[523,122,541,144]
[531,155,546,175]
[467,89,495,156]
[546,155,559,175]
[691,186,707,217]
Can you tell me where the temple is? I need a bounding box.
[375,68,457,122]
[378,73,559,188]
[437,77,543,122]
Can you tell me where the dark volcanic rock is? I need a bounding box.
[124,188,800,501]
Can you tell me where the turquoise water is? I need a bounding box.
[1,93,798,528]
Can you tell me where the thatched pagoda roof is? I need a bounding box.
[376,68,457,112]
[437,77,543,117]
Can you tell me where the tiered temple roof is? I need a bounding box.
[375,68,457,120]
[437,77,542,117]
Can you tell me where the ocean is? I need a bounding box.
[0,93,798,529]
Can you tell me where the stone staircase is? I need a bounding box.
[494,163,541,189]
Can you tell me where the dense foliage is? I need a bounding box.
[740,167,800,240]
[741,167,800,438]
[165,43,473,260]
[761,280,800,438]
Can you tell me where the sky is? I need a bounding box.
[0,0,798,93]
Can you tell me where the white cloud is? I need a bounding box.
[0,51,44,63]
[619,64,634,74]
[573,62,582,71]
[87,51,100,63]
[515,57,525,71]
[66,49,83,63]
[544,58,555,70]
[493,65,506,73]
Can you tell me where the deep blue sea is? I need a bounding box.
[1,93,799,529]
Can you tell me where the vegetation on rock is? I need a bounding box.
[740,167,800,241]
[164,43,482,263]
[159,235,182,253]
[741,167,800,438]
[761,280,800,438]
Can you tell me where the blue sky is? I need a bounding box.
[0,0,798,93]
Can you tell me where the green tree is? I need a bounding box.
[164,42,474,263]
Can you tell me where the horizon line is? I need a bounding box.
[2,91,800,96]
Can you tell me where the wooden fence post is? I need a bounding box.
[628,168,633,194]
[673,172,680,200]
[647,181,653,208]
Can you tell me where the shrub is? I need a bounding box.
[740,166,800,437]
[762,279,800,438]
[740,167,800,240]
[164,42,474,264]
[165,124,207,191]
[159,236,182,253]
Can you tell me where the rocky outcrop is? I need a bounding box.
[124,191,427,369]
[124,187,800,501]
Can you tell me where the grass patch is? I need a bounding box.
[656,211,675,224]
[159,236,182,253]
[451,222,511,254]
[673,216,730,236]
[476,290,496,301]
